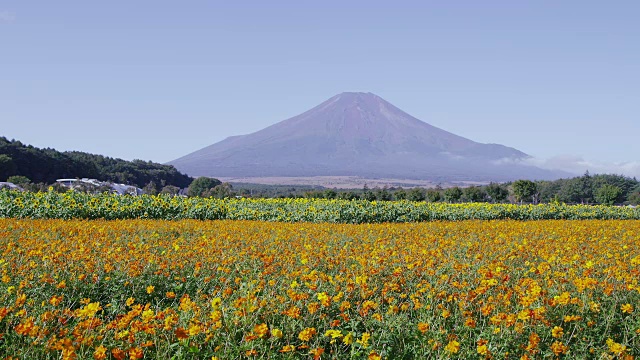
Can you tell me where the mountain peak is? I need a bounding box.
[336,91,376,97]
[332,91,380,102]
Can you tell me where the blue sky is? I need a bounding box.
[1,1,639,176]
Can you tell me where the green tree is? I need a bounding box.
[407,188,425,202]
[592,174,637,203]
[443,187,463,203]
[142,181,158,195]
[187,177,222,197]
[0,154,17,181]
[374,186,392,201]
[537,180,563,203]
[594,184,622,205]
[6,175,31,187]
[577,171,594,204]
[512,180,538,204]
[362,185,376,201]
[462,186,486,203]
[394,188,407,200]
[425,189,441,202]
[160,185,180,196]
[485,182,508,203]
[203,183,235,199]
[323,189,337,199]
[339,191,360,200]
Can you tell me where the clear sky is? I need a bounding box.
[1,1,639,176]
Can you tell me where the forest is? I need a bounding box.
[0,137,193,188]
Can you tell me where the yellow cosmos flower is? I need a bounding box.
[271,328,283,338]
[621,303,633,314]
[417,322,430,333]
[357,333,371,348]
[298,327,316,342]
[343,333,354,345]
[551,326,564,338]
[445,340,460,354]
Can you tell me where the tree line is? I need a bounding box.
[241,172,639,205]
[0,137,193,189]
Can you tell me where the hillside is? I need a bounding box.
[0,137,192,188]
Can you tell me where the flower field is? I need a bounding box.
[1,219,638,359]
[1,189,640,222]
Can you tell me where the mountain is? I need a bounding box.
[169,92,563,182]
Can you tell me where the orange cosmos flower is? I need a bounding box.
[309,347,324,360]
[129,347,144,360]
[279,345,296,353]
[111,349,126,360]
[253,323,269,338]
[298,327,317,342]
[175,328,189,340]
[93,345,107,360]
[550,341,568,355]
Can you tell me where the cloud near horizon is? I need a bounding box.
[0,11,15,23]
[496,155,640,179]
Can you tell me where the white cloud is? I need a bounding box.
[0,11,15,23]
[497,155,640,179]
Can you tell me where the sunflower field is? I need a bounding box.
[0,218,638,359]
[1,189,639,222]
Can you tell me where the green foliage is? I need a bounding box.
[594,184,623,205]
[160,185,180,195]
[202,183,235,199]
[338,191,360,200]
[512,180,538,204]
[0,136,192,187]
[362,185,376,201]
[485,182,508,203]
[374,186,392,201]
[537,180,562,203]
[1,190,640,222]
[187,177,222,197]
[443,187,462,203]
[425,189,441,203]
[406,188,425,202]
[462,186,486,203]
[143,181,158,195]
[323,189,337,199]
[0,154,17,181]
[6,175,31,186]
[394,188,407,200]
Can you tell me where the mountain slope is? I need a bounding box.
[169,92,560,181]
[0,137,193,188]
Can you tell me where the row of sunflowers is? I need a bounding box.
[1,189,639,222]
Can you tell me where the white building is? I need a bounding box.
[0,182,24,191]
[56,178,143,195]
